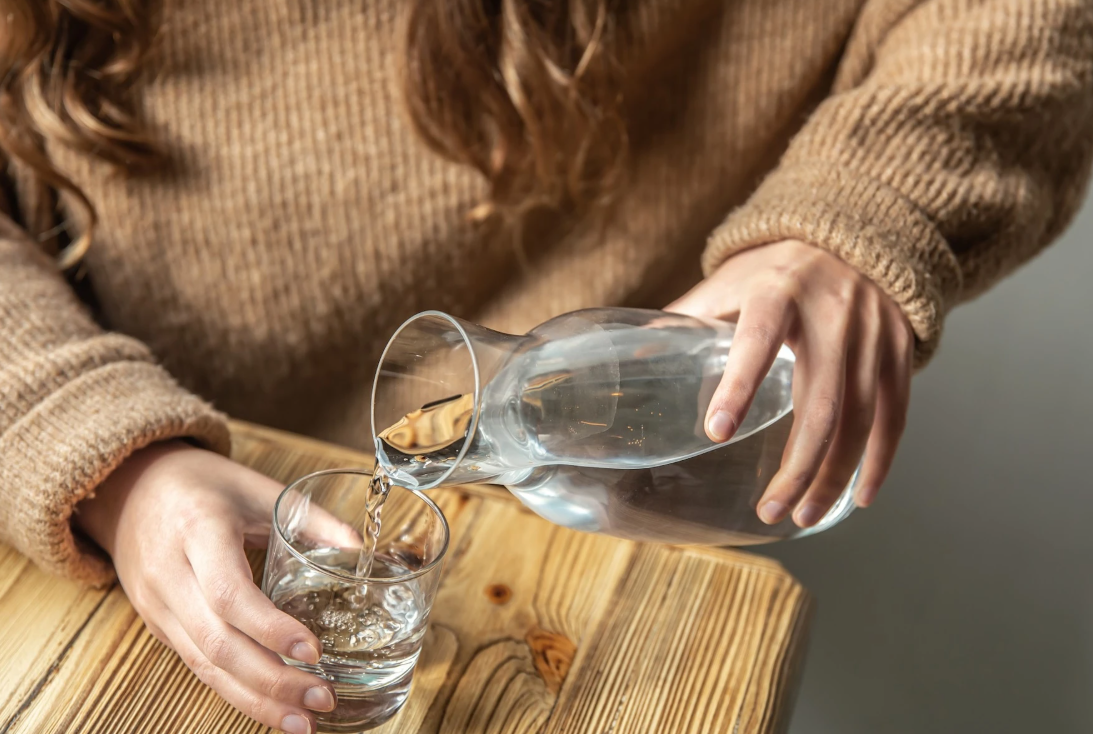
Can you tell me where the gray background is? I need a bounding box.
[763,191,1093,733]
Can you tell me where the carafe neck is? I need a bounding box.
[371,311,525,489]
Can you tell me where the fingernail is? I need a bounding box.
[707,411,736,442]
[290,642,320,665]
[281,714,311,734]
[795,503,824,527]
[758,501,787,524]
[304,686,335,712]
[852,484,878,506]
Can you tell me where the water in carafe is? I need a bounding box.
[372,309,857,546]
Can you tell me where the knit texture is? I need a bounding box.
[2,0,1092,584]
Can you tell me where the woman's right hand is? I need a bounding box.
[75,441,354,734]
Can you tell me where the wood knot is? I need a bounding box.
[525,627,576,693]
[485,583,512,605]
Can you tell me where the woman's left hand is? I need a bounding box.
[667,240,914,527]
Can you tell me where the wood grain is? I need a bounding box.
[0,420,811,734]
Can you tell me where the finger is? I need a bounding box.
[276,488,366,551]
[666,281,744,320]
[304,502,366,550]
[158,614,320,734]
[757,320,848,525]
[185,529,325,665]
[164,572,337,715]
[793,313,881,527]
[126,588,174,652]
[855,320,913,507]
[703,294,794,442]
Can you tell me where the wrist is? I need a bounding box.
[73,439,199,555]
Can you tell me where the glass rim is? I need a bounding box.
[370,310,482,491]
[272,468,450,585]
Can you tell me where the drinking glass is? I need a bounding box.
[262,469,448,732]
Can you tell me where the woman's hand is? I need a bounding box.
[75,441,356,734]
[668,240,913,527]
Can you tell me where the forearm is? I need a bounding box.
[0,225,230,586]
[704,0,1093,365]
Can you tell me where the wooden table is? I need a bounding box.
[0,421,812,734]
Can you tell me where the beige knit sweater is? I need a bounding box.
[2,0,1091,586]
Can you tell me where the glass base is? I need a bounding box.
[315,671,413,733]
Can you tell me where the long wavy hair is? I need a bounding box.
[0,0,627,269]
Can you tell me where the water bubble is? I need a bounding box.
[318,607,358,633]
[351,627,380,648]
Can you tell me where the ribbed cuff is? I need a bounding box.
[702,161,963,366]
[0,360,231,587]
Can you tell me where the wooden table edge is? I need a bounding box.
[0,420,815,734]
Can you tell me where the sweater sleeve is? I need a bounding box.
[702,0,1093,365]
[0,214,231,587]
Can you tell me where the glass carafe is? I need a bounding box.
[371,308,857,545]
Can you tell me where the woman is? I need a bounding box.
[2,1,1090,732]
